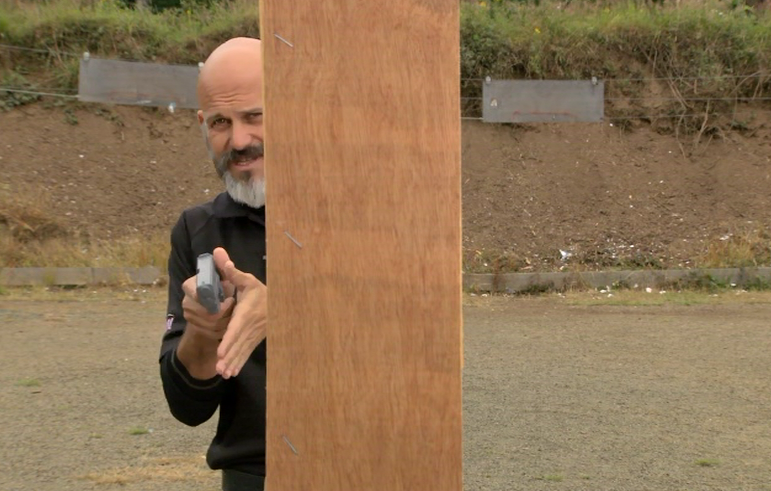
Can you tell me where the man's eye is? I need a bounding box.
[211,118,229,128]
[246,112,263,122]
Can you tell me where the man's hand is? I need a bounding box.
[181,276,236,341]
[213,247,267,379]
[177,275,236,380]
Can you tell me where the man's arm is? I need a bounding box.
[159,213,229,427]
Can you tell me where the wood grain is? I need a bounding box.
[261,1,462,489]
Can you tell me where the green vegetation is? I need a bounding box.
[16,377,40,387]
[536,473,564,482]
[128,426,150,435]
[694,458,721,467]
[2,0,769,124]
[1,0,769,122]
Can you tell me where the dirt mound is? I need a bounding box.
[1,104,222,239]
[462,108,771,270]
[1,102,770,271]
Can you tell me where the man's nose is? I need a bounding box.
[230,121,253,150]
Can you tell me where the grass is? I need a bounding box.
[697,227,771,268]
[0,232,170,268]
[0,182,169,268]
[536,474,564,482]
[0,0,259,90]
[0,284,166,302]
[464,289,771,308]
[459,0,771,125]
[694,458,721,467]
[0,0,769,116]
[78,455,214,485]
[561,287,771,306]
[464,226,771,275]
[16,377,40,387]
[128,426,149,435]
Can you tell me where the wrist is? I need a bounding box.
[176,327,220,380]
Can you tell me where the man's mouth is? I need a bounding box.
[232,155,261,167]
[215,145,264,178]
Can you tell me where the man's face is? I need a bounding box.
[203,107,264,182]
[197,64,265,208]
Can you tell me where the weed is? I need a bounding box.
[0,71,41,109]
[0,182,169,267]
[696,228,771,269]
[78,455,211,484]
[744,276,771,291]
[63,107,78,125]
[94,107,124,126]
[0,231,170,268]
[0,183,69,243]
[695,458,720,467]
[128,427,149,435]
[463,248,527,274]
[537,474,564,482]
[16,378,40,387]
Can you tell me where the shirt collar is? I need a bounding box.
[212,192,265,225]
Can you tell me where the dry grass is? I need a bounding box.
[696,227,771,268]
[78,455,215,485]
[0,182,169,267]
[0,183,68,243]
[0,284,167,301]
[0,232,170,267]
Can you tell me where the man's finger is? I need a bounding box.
[213,247,232,277]
[217,318,240,362]
[218,335,249,377]
[181,276,198,299]
[220,296,236,315]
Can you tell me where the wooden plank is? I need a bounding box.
[260,1,462,490]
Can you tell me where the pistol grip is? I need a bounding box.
[197,284,221,314]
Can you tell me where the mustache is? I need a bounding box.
[215,144,265,174]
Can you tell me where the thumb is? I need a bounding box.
[222,260,254,290]
[213,247,231,275]
[214,247,258,290]
[221,279,236,299]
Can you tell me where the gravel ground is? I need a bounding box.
[2,289,771,491]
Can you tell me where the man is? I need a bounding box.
[159,37,269,491]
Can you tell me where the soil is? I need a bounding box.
[2,289,771,490]
[1,101,770,271]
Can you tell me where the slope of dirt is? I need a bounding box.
[462,108,771,270]
[1,102,770,270]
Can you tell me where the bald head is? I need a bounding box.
[197,37,263,112]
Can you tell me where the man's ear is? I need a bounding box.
[197,110,205,126]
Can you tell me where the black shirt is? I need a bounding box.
[158,191,267,476]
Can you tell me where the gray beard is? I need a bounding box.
[224,171,266,209]
[201,124,266,208]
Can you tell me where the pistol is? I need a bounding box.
[196,253,224,314]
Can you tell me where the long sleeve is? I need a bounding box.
[158,211,226,427]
